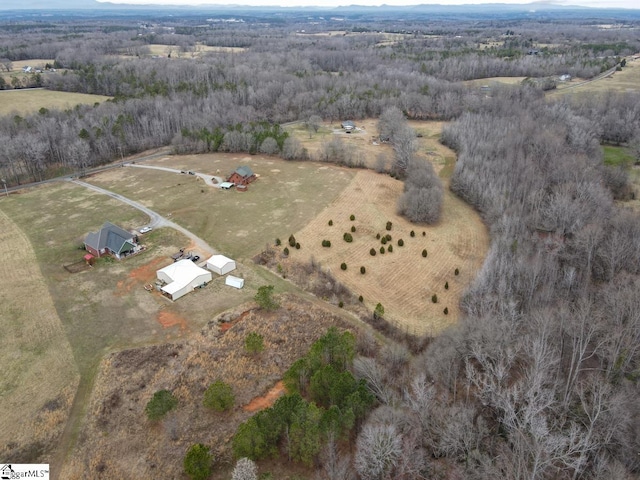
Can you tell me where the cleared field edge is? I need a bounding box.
[0,207,80,457]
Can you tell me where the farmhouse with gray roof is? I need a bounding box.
[84,222,137,259]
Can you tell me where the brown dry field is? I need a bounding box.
[143,44,246,58]
[0,209,79,464]
[282,170,488,336]
[60,295,353,480]
[463,76,527,87]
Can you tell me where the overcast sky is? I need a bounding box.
[97,0,639,9]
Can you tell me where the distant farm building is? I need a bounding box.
[341,120,355,131]
[227,166,256,186]
[559,74,572,82]
[206,254,236,275]
[156,259,212,301]
[225,275,245,289]
[84,222,138,259]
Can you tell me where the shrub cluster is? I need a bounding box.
[203,380,235,412]
[145,390,178,421]
[321,239,331,247]
[343,232,353,242]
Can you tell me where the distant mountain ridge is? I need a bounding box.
[1,0,105,9]
[0,0,636,11]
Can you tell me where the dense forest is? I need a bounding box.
[1,9,640,479]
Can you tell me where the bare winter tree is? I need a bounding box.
[355,423,402,480]
[231,457,258,480]
[397,159,443,224]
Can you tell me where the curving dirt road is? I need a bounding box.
[70,179,217,256]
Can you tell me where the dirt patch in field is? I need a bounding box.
[156,310,188,330]
[244,381,286,412]
[116,256,169,294]
[59,294,354,480]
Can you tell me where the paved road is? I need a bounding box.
[125,163,225,187]
[70,179,217,256]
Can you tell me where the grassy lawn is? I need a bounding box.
[0,89,112,117]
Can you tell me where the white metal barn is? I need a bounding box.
[206,254,236,275]
[225,275,244,289]
[157,259,212,301]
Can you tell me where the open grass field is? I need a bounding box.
[0,89,112,117]
[0,209,79,464]
[87,153,355,261]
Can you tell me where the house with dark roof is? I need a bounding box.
[227,166,256,186]
[84,222,138,259]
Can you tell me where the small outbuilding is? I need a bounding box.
[225,275,245,289]
[206,254,236,275]
[156,259,212,301]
